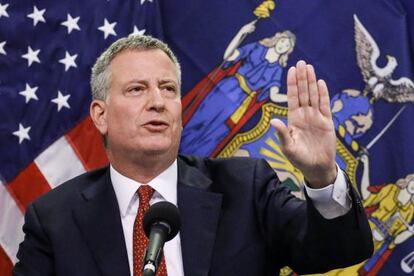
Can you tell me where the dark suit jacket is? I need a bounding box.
[13,155,373,276]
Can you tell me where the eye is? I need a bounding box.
[161,85,178,95]
[166,86,176,92]
[126,86,144,95]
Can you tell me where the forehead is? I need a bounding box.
[109,49,178,81]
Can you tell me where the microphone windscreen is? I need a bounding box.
[143,201,180,241]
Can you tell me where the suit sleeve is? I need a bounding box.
[13,203,54,276]
[253,158,373,274]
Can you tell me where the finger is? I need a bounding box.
[296,60,310,107]
[307,64,319,109]
[286,66,299,110]
[270,118,292,150]
[318,79,332,118]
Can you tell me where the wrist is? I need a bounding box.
[305,165,338,189]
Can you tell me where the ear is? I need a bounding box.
[90,99,108,135]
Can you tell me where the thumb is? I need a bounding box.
[270,118,291,150]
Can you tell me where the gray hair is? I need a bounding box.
[90,35,181,101]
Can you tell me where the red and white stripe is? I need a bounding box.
[0,117,108,274]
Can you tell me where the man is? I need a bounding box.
[13,35,373,276]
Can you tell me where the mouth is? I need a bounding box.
[142,120,169,132]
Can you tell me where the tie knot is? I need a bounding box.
[137,185,155,204]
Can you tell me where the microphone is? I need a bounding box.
[142,201,180,276]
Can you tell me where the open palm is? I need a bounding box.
[271,61,337,188]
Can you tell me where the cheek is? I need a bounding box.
[107,104,139,130]
[170,102,182,124]
[108,109,125,125]
[170,105,183,138]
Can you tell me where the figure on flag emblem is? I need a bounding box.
[328,153,414,276]
[180,20,296,157]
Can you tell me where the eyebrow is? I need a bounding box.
[125,78,177,84]
[125,79,147,85]
[158,79,177,85]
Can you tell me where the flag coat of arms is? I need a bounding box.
[1,0,413,275]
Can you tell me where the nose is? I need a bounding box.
[146,87,165,111]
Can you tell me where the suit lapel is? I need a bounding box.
[177,158,223,276]
[73,169,130,276]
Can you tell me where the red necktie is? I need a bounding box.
[133,185,168,276]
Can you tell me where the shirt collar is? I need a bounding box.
[110,160,178,217]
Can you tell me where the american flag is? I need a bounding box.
[0,0,161,274]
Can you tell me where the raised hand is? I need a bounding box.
[270,60,337,188]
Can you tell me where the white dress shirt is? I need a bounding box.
[110,161,350,276]
[304,164,351,219]
[111,160,184,276]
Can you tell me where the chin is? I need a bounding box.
[141,141,177,156]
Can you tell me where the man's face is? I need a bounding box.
[92,49,182,163]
